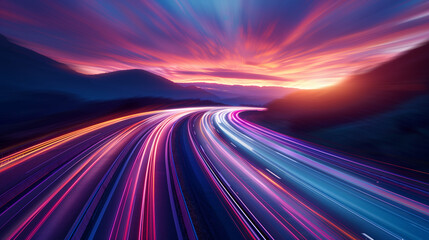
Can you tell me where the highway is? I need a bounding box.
[0,107,428,239]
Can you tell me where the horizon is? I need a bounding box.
[1,1,429,239]
[2,1,429,89]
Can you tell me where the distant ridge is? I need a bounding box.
[0,34,217,101]
[180,82,293,106]
[266,40,429,130]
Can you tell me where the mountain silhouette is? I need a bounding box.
[266,40,429,130]
[0,34,217,101]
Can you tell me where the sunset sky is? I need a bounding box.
[1,0,429,89]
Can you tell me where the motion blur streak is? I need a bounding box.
[0,107,428,239]
[2,1,429,88]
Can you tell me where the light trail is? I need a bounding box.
[0,107,427,239]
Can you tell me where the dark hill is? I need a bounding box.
[266,41,429,130]
[89,69,214,100]
[0,35,217,101]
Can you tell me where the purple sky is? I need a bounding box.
[1,0,429,88]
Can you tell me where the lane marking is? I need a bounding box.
[275,151,297,163]
[362,233,374,240]
[266,168,281,179]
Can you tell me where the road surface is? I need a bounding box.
[0,107,428,239]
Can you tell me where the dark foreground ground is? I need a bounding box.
[244,94,429,174]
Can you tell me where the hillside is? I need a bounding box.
[0,35,217,101]
[180,82,293,106]
[265,40,429,130]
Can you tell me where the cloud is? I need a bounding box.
[175,69,290,81]
[1,0,429,88]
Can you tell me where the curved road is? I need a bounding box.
[0,107,428,239]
